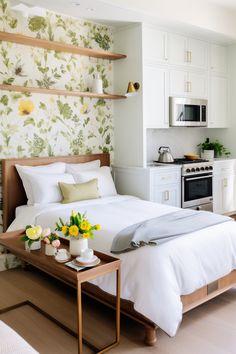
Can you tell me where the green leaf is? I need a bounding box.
[0,95,8,106]
[24,117,35,126]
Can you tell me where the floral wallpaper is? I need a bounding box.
[0,0,115,267]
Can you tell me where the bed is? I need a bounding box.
[2,153,236,345]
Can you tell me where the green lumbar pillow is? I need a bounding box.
[59,178,99,203]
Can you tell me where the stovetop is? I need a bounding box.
[153,158,213,175]
[153,158,209,165]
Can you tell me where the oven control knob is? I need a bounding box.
[200,167,205,171]
[186,168,191,173]
[205,166,209,170]
[209,166,213,170]
[191,168,196,172]
[196,167,200,172]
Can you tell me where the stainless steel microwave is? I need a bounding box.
[169,97,207,127]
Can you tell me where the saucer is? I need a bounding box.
[75,256,100,267]
[55,255,71,263]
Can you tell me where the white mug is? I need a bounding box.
[81,248,94,260]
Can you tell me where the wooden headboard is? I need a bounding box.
[2,153,110,231]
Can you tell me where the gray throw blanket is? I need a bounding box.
[111,209,232,253]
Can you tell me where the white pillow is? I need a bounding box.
[66,160,101,174]
[73,166,117,197]
[24,173,74,204]
[16,162,66,205]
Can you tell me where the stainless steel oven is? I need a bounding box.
[182,172,213,210]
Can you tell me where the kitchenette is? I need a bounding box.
[113,23,236,216]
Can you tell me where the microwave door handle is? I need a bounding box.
[185,175,212,181]
[177,111,184,121]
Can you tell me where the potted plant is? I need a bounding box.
[21,225,43,251]
[55,210,101,256]
[42,228,61,256]
[197,138,230,160]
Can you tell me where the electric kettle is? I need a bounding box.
[158,146,174,163]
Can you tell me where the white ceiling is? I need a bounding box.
[13,0,236,42]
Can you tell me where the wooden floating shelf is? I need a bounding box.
[0,84,127,100]
[0,31,126,61]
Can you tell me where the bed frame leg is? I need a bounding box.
[144,326,157,346]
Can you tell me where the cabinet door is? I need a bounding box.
[169,69,188,96]
[188,38,208,70]
[152,184,181,207]
[213,174,234,214]
[210,44,227,75]
[169,33,187,66]
[208,75,228,128]
[143,65,169,128]
[188,72,207,98]
[222,174,235,213]
[143,26,168,63]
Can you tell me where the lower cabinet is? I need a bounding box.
[151,184,180,207]
[113,166,181,208]
[213,160,235,214]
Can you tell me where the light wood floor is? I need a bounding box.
[0,268,236,354]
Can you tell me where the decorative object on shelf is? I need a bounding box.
[92,74,103,94]
[42,228,61,256]
[55,210,101,256]
[21,224,43,251]
[11,3,46,18]
[55,248,71,263]
[125,81,140,97]
[197,138,231,160]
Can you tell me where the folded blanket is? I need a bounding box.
[111,209,232,253]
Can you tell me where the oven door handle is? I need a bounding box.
[185,175,212,181]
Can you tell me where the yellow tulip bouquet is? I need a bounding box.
[55,210,101,239]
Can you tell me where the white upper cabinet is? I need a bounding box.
[208,75,228,128]
[168,33,208,70]
[143,65,169,128]
[143,26,168,63]
[169,69,207,98]
[210,44,227,75]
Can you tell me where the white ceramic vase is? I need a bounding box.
[25,240,41,251]
[69,237,88,256]
[45,244,56,256]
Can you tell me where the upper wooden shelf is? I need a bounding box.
[0,31,126,60]
[0,84,127,100]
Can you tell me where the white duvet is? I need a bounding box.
[8,195,236,336]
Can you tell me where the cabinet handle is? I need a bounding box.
[223,178,228,188]
[164,190,170,201]
[188,50,192,63]
[185,51,189,62]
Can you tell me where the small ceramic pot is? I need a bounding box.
[25,240,41,251]
[45,244,56,256]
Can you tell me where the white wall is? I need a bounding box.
[113,25,145,167]
[146,128,210,162]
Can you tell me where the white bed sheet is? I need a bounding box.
[8,195,236,336]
